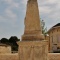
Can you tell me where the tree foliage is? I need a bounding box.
[9,36,19,43]
[0,36,20,51]
[1,38,9,44]
[41,20,47,35]
[9,36,20,51]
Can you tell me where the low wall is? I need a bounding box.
[0,53,60,60]
[48,53,60,60]
[0,53,19,60]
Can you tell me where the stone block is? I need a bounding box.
[18,40,48,60]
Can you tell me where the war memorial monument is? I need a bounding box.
[18,0,48,60]
[0,0,60,60]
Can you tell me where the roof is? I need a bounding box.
[53,23,60,27]
[48,23,60,33]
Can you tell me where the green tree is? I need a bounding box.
[41,20,47,35]
[1,38,9,44]
[9,36,20,51]
[9,36,19,43]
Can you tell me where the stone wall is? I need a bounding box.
[48,53,60,60]
[0,46,11,53]
[0,53,19,60]
[0,53,60,60]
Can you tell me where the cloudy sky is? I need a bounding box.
[0,0,60,39]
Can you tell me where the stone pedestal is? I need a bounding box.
[22,34,44,41]
[18,40,48,60]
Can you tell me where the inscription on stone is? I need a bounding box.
[18,41,48,60]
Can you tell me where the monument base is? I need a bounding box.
[18,40,48,60]
[22,34,45,41]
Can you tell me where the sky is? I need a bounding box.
[0,0,60,39]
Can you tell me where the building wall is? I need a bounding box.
[48,27,60,52]
[0,46,11,53]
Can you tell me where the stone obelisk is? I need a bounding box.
[18,0,48,60]
[22,0,44,41]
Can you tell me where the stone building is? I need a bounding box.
[0,43,11,54]
[47,23,60,52]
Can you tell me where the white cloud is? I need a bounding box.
[0,8,17,24]
[21,0,27,5]
[5,8,17,19]
[0,16,5,21]
[38,0,60,30]
[4,0,19,8]
[39,6,52,14]
[0,0,19,25]
[46,0,57,4]
[0,6,17,25]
